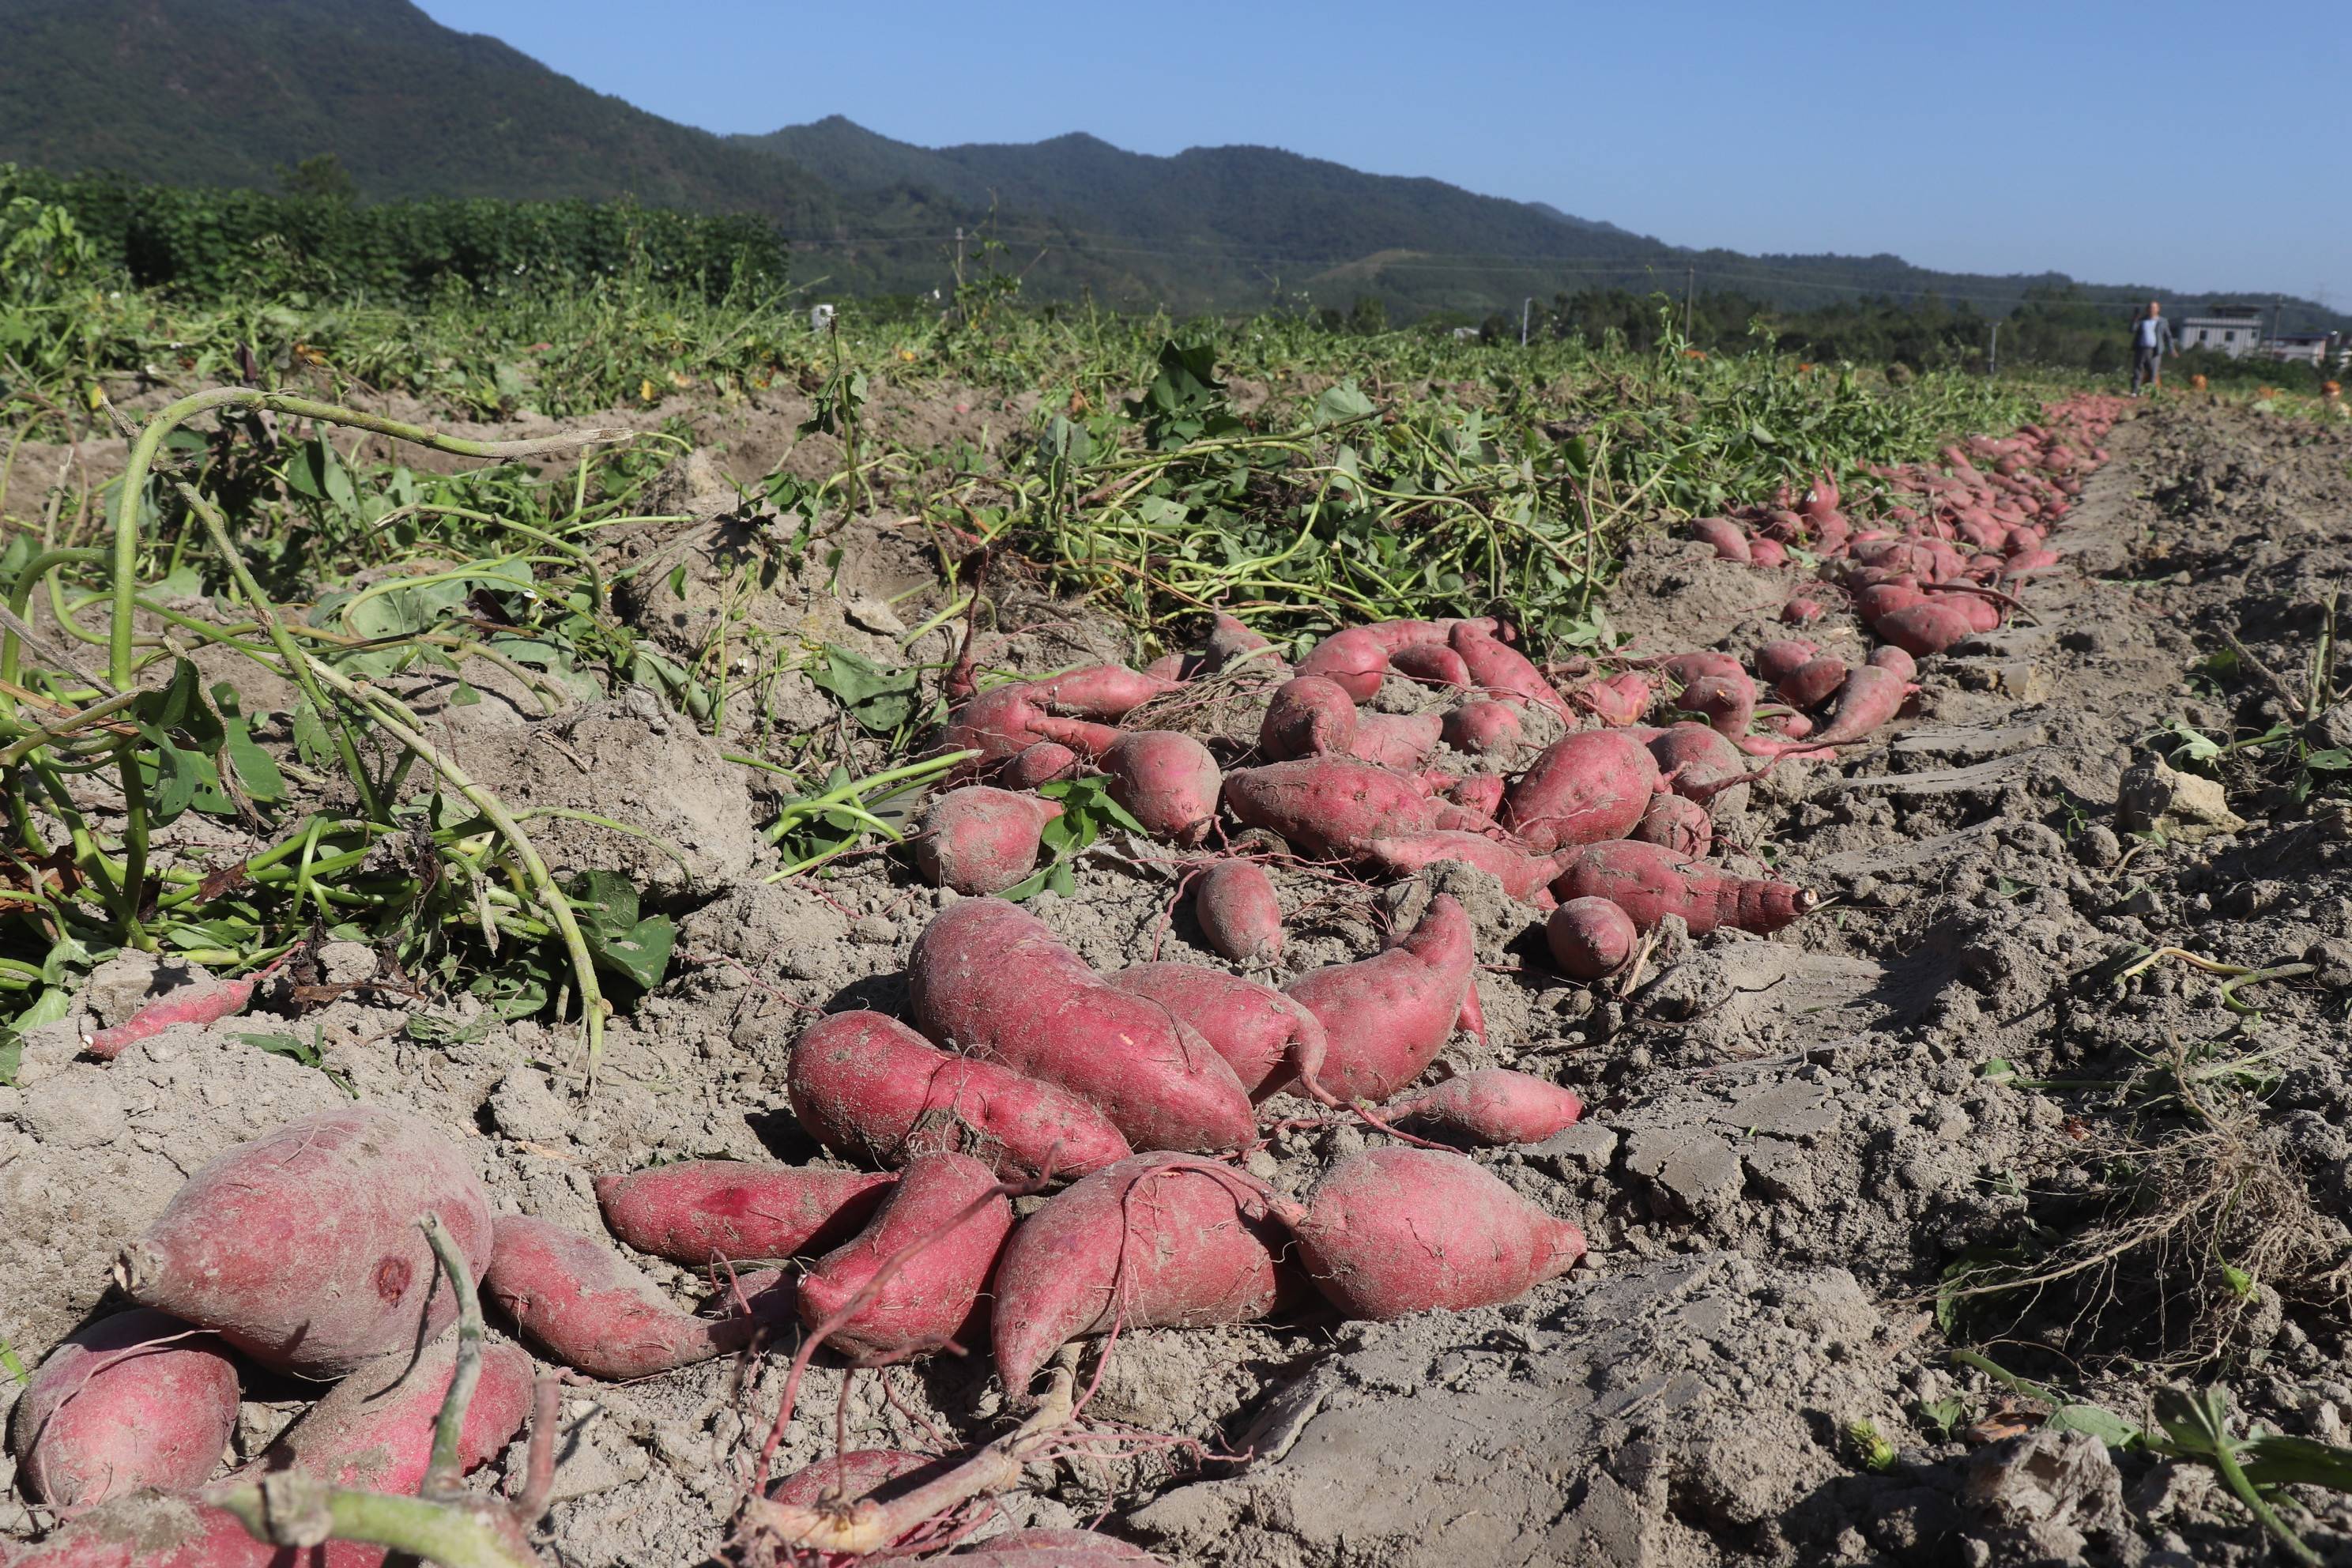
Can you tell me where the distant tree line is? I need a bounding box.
[0,160,788,303]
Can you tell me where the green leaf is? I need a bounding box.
[2304,748,2352,772]
[808,644,920,734]
[1313,382,1376,428]
[212,683,285,804]
[2162,718,2224,764]
[567,870,675,989]
[2045,1404,2141,1448]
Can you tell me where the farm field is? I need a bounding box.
[6,239,2352,1568]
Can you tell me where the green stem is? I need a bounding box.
[209,1481,541,1568]
[417,1215,484,1498]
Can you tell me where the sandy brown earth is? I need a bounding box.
[7,397,2352,1566]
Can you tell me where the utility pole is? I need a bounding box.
[954,227,965,291]
[1988,322,2000,377]
[1683,267,1695,341]
[1520,296,1534,347]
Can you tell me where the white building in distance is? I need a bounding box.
[2176,306,2267,357]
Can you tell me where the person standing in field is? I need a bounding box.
[2131,300,2174,397]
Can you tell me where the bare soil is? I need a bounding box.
[9,398,2352,1566]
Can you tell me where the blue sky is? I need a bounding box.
[416,0,2349,305]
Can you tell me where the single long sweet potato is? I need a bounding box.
[1873,599,1980,657]
[1022,664,1179,718]
[1385,1069,1585,1146]
[85,975,255,1062]
[952,1530,1166,1566]
[484,1214,764,1380]
[1295,621,1449,700]
[253,1332,533,1493]
[1498,730,1660,852]
[1688,515,1752,563]
[1752,640,1820,686]
[767,1448,948,1508]
[1387,641,1472,688]
[914,787,1065,895]
[1283,895,1475,1101]
[1806,664,1913,746]
[797,1152,1013,1363]
[117,1107,494,1378]
[786,1012,1131,1181]
[597,1156,899,1262]
[1679,671,1755,737]
[1001,741,1080,790]
[1257,677,1440,771]
[1549,840,1815,935]
[1193,859,1283,964]
[1109,963,1329,1100]
[941,684,1120,767]
[1221,758,1449,861]
[1449,620,1571,719]
[1777,656,1850,710]
[1568,670,1653,726]
[1102,730,1221,845]
[1288,1148,1585,1319]
[1545,895,1637,978]
[908,899,1257,1154]
[1867,645,1917,680]
[1647,722,1768,804]
[990,1154,1289,1399]
[11,1310,239,1511]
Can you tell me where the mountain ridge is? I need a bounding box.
[1,0,2339,330]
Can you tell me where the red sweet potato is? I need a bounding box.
[1023,664,1178,718]
[1777,656,1850,710]
[597,1156,899,1261]
[1203,612,1281,673]
[1000,741,1080,790]
[1388,641,1473,688]
[1807,664,1913,746]
[253,1332,533,1493]
[767,1448,946,1507]
[1102,730,1221,845]
[1781,597,1825,624]
[1647,722,1764,805]
[1442,699,1525,757]
[1498,730,1660,852]
[1679,671,1755,737]
[10,1310,239,1511]
[1550,840,1815,935]
[941,684,1120,767]
[1363,830,1562,906]
[117,1107,494,1378]
[0,1491,270,1568]
[1385,1069,1584,1146]
[908,899,1256,1154]
[85,975,255,1061]
[1748,537,1788,569]
[1446,772,1506,818]
[914,787,1065,895]
[1261,677,1440,770]
[788,1012,1132,1181]
[1295,621,1448,700]
[989,1153,1288,1398]
[1193,859,1283,965]
[797,1152,1013,1363]
[484,1214,763,1380]
[1688,516,1752,564]
[1222,759,1455,860]
[1287,1148,1585,1319]
[1874,599,1979,657]
[1545,895,1638,979]
[1449,621,1571,719]
[1866,645,1917,680]
[1569,670,1653,726]
[1753,639,1819,686]
[1283,895,1475,1101]
[1630,790,1713,858]
[1108,963,1328,1100]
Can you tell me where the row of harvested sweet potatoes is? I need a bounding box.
[1689,391,2124,650]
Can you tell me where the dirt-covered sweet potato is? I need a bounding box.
[117,1107,494,1378]
[787,1012,1131,1181]
[1193,859,1283,965]
[0,1491,270,1568]
[1545,895,1638,979]
[1295,620,1449,700]
[1102,730,1222,844]
[1568,669,1653,727]
[941,684,1119,768]
[1021,664,1180,718]
[1001,741,1080,790]
[797,1152,1013,1363]
[990,1154,1289,1398]
[1449,620,1571,720]
[1776,656,1850,710]
[1283,895,1475,1101]
[1288,1147,1585,1319]
[1498,730,1660,852]
[914,787,1065,895]
[1362,830,1563,906]
[253,1332,533,1493]
[1549,840,1815,935]
[1753,639,1819,686]
[1220,758,1466,861]
[1630,790,1713,858]
[1108,963,1329,1100]
[484,1214,765,1380]
[908,899,1256,1154]
[1441,699,1525,758]
[1385,1069,1585,1146]
[596,1156,899,1262]
[11,1310,239,1511]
